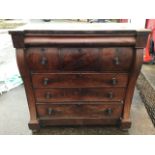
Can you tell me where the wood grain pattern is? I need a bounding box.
[37,104,123,118]
[36,101,123,105]
[16,49,39,130]
[26,47,133,72]
[120,48,144,129]
[32,73,128,88]
[25,48,60,71]
[9,28,150,131]
[24,36,136,47]
[39,118,120,126]
[34,88,126,102]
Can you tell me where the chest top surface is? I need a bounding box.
[9,23,150,48]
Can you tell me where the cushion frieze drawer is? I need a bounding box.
[32,73,129,88]
[34,88,126,102]
[26,47,133,72]
[36,104,123,119]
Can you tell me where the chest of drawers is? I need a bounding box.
[9,24,150,132]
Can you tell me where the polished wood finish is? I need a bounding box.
[16,49,39,130]
[39,118,120,126]
[9,26,150,131]
[34,88,126,102]
[26,47,133,72]
[36,103,123,118]
[32,73,128,88]
[120,49,144,129]
[24,36,136,47]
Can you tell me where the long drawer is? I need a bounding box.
[32,73,128,88]
[26,47,133,72]
[34,88,126,102]
[36,103,123,119]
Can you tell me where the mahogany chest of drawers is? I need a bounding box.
[9,24,150,132]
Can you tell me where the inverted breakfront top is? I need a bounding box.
[9,23,150,48]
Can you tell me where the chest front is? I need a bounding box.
[9,29,149,132]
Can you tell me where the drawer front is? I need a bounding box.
[26,47,133,72]
[36,104,123,118]
[32,73,128,88]
[25,48,60,71]
[34,88,126,102]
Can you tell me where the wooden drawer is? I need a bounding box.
[36,103,123,118]
[34,88,126,102]
[26,47,133,72]
[32,73,128,88]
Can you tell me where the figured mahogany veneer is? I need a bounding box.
[36,103,123,119]
[32,73,128,88]
[34,88,126,102]
[25,47,133,72]
[9,26,150,131]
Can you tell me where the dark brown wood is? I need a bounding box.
[25,48,60,71]
[37,103,123,118]
[10,29,138,36]
[9,28,150,48]
[120,48,144,129]
[9,26,150,131]
[26,47,133,72]
[34,88,126,102]
[9,32,25,48]
[32,73,128,88]
[16,49,40,130]
[24,36,136,47]
[39,118,120,126]
[136,31,150,48]
[36,101,123,105]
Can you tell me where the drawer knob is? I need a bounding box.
[111,78,117,85]
[45,92,52,99]
[114,57,120,65]
[108,92,113,99]
[41,57,48,65]
[105,108,113,116]
[44,78,49,85]
[48,108,53,115]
